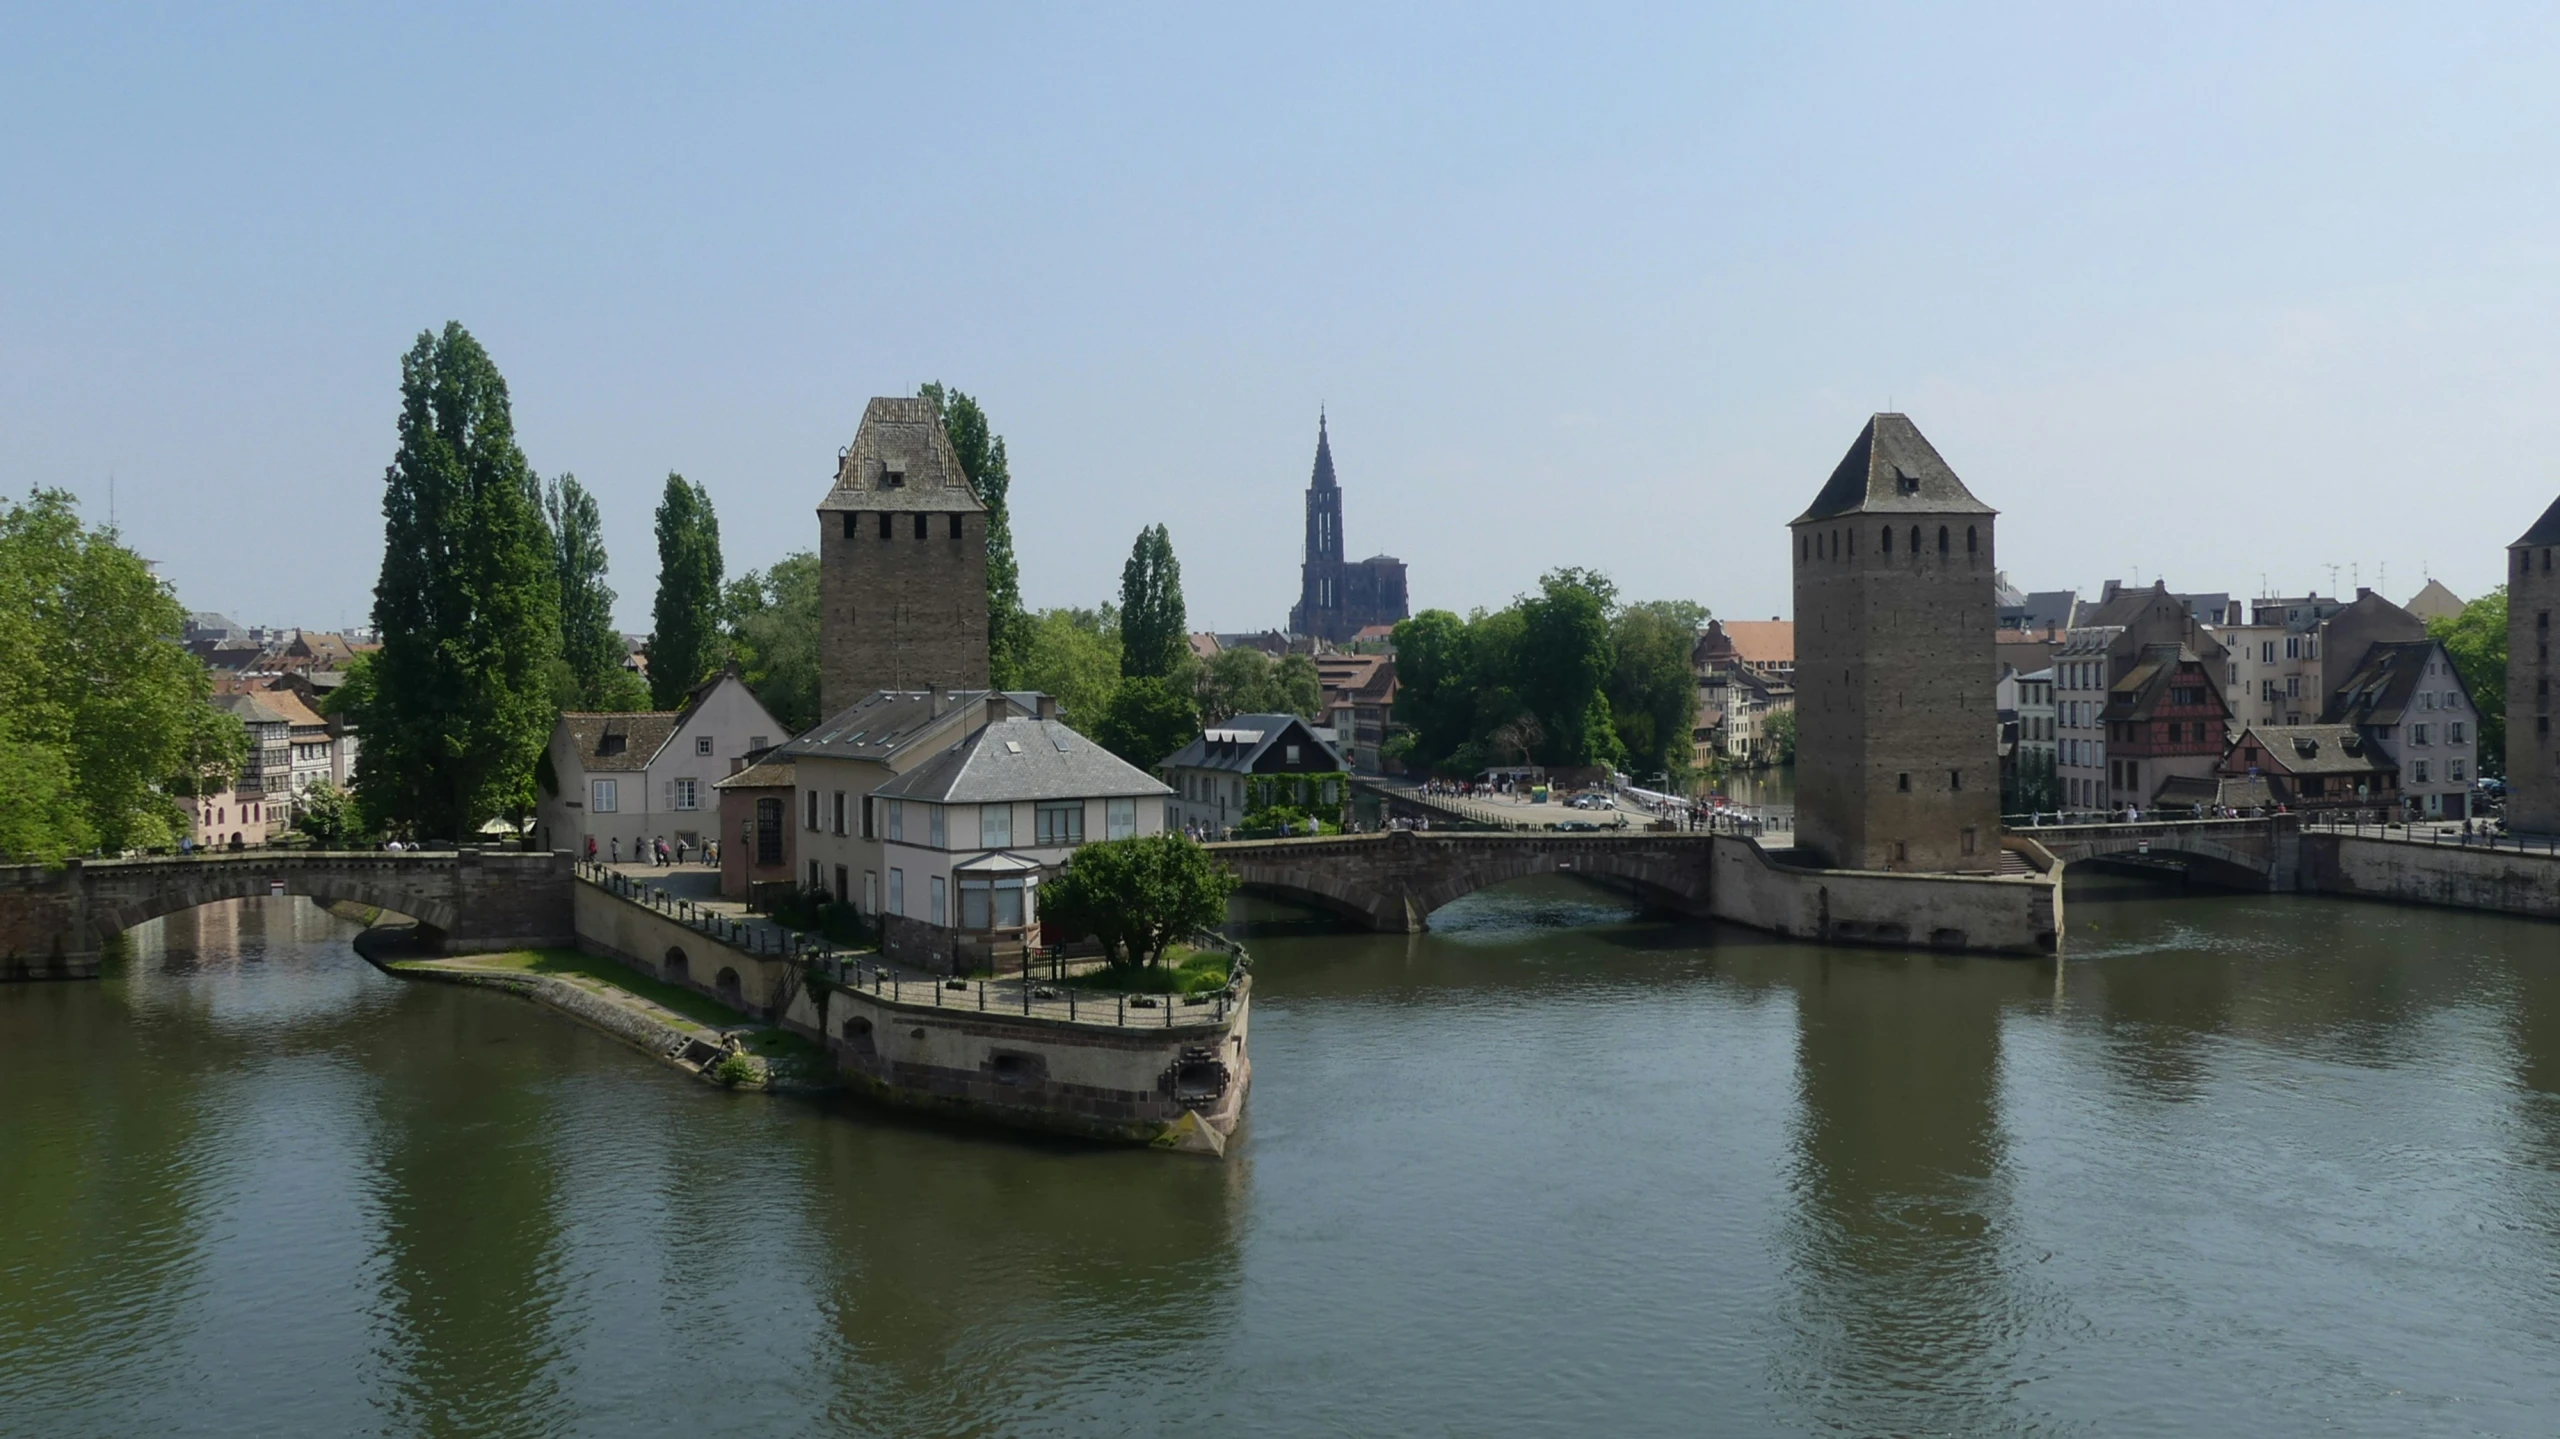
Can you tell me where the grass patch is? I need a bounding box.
[1060,945,1230,997]
[404,948,743,1032]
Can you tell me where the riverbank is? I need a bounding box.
[357,929,835,1092]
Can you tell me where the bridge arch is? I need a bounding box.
[1214,833,1716,933]
[87,871,457,942]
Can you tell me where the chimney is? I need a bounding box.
[1036,694,1060,720]
[927,686,942,718]
[984,693,1010,729]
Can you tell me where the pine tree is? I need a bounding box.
[362,322,561,841]
[920,382,1028,687]
[1118,524,1188,680]
[648,473,725,708]
[544,473,641,709]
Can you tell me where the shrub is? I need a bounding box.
[711,1052,758,1087]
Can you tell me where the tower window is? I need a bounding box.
[843,512,858,538]
[948,513,963,539]
[1966,526,1978,554]
[1882,526,1893,554]
[1938,526,1949,556]
[1897,772,1911,792]
[877,512,892,539]
[913,513,928,539]
[1909,525,1919,556]
[1897,473,1920,495]
[884,467,905,488]
[1949,769,1962,790]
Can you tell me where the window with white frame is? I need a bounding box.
[806,788,820,830]
[928,805,946,848]
[2413,724,2430,745]
[1106,797,1136,840]
[2414,759,2431,783]
[670,777,698,810]
[591,778,618,812]
[833,791,847,835]
[696,736,713,756]
[2451,721,2467,744]
[2452,758,2467,780]
[887,800,904,842]
[1036,801,1084,846]
[888,867,904,916]
[980,803,1012,848]
[929,874,946,925]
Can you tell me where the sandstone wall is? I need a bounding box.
[1707,836,2059,955]
[2300,834,2560,921]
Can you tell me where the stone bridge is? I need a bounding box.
[2016,816,2302,891]
[0,850,577,979]
[1208,830,1717,932]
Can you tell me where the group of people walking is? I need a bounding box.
[584,833,717,867]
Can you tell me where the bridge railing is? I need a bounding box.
[2299,816,2560,856]
[573,860,1246,1032]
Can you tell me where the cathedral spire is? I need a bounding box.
[1311,410,1337,491]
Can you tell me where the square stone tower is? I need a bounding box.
[2508,493,2560,835]
[817,397,989,719]
[1790,414,2001,872]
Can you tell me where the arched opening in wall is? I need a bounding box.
[1938,526,1949,555]
[1420,871,1654,935]
[665,946,689,982]
[1967,525,1979,555]
[839,1014,875,1056]
[1881,526,1893,554]
[714,967,743,1005]
[987,1050,1045,1087]
[1909,525,1920,558]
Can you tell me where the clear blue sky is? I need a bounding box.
[8,4,2555,634]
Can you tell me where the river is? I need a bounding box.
[6,876,2560,1436]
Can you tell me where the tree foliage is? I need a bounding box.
[294,779,367,849]
[1199,646,1323,723]
[1118,524,1188,680]
[1040,832,1238,966]
[724,551,821,734]
[0,488,252,858]
[542,473,638,711]
[357,323,563,841]
[920,382,1029,688]
[2431,586,2507,777]
[1017,605,1123,728]
[649,473,725,708]
[1390,570,1702,783]
[1094,674,1199,772]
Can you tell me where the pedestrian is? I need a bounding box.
[585,834,597,862]
[676,837,689,866]
[610,835,621,864]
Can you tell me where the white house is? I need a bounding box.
[869,711,1173,973]
[534,672,783,859]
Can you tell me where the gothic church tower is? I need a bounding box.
[1790,414,2001,873]
[815,397,988,718]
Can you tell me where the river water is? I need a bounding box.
[7,878,2560,1436]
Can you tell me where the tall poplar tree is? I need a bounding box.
[362,322,561,840]
[544,473,644,710]
[1118,524,1188,680]
[920,382,1028,687]
[648,473,725,708]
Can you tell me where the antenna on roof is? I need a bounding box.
[2324,563,2340,593]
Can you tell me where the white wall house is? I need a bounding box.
[534,672,782,859]
[779,689,1046,914]
[869,713,1173,973]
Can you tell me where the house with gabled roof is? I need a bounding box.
[870,711,1174,972]
[2097,642,2233,813]
[532,671,782,860]
[2321,637,2478,819]
[1159,714,1343,838]
[2219,724,2399,812]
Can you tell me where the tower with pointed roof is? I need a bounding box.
[816,397,990,718]
[2508,493,2560,833]
[1288,413,1408,643]
[1790,414,2001,872]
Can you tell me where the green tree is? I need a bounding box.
[648,473,725,708]
[1018,605,1124,728]
[0,488,248,856]
[723,551,822,734]
[1389,609,1478,770]
[2431,586,2508,777]
[1094,674,1198,771]
[294,779,367,849]
[920,382,1029,688]
[1273,653,1323,720]
[1040,832,1238,966]
[1762,707,1799,765]
[541,474,645,712]
[1518,568,1623,768]
[359,322,562,841]
[1118,524,1188,680]
[1607,600,1706,787]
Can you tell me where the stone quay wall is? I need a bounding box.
[574,878,1247,1150]
[1707,836,2061,955]
[2300,833,2560,922]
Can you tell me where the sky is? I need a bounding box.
[7,3,2558,635]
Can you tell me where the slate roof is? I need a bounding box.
[2229,725,2396,777]
[2514,492,2560,548]
[1159,713,1344,776]
[1795,414,1996,523]
[214,692,292,729]
[873,716,1171,804]
[561,711,681,772]
[713,758,796,791]
[779,689,1040,764]
[2101,644,2220,723]
[815,397,990,515]
[2322,639,2462,728]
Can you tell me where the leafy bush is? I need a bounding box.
[1041,833,1238,966]
[766,886,873,946]
[711,1052,758,1087]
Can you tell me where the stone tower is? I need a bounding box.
[1288,414,1409,643]
[1790,414,2001,873]
[2508,493,2560,835]
[816,397,988,719]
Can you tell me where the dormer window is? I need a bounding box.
[884,465,905,488]
[1896,469,1920,496]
